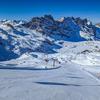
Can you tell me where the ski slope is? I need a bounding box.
[0,62,100,100]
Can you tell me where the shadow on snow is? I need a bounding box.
[0,65,61,71]
[35,81,100,87]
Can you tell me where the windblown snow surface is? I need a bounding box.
[0,15,100,100]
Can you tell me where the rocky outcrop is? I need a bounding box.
[0,15,100,61]
[24,15,99,41]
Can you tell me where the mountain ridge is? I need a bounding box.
[0,15,100,61]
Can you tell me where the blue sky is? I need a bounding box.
[0,0,100,23]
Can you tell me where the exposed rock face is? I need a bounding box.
[0,15,100,61]
[24,15,99,41]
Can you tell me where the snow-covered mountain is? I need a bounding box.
[24,15,100,40]
[1,15,100,100]
[96,23,100,28]
[0,15,100,61]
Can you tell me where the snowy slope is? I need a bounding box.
[0,21,44,60]
[0,63,100,100]
[0,15,100,61]
[0,15,100,68]
[0,15,100,100]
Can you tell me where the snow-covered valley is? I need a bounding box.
[0,15,100,100]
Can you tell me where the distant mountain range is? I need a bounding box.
[0,15,100,61]
[96,23,100,27]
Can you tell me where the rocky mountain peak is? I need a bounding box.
[0,15,100,61]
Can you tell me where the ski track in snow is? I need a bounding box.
[0,63,100,100]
